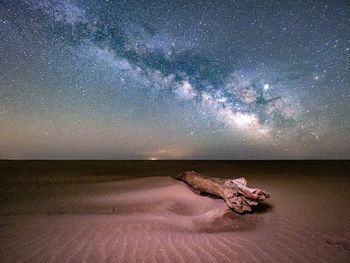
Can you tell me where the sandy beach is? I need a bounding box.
[0,161,349,262]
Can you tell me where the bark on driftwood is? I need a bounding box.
[177,171,270,213]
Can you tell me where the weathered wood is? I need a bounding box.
[177,171,270,213]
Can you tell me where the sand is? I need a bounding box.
[0,161,349,262]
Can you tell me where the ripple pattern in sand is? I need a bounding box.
[1,174,349,263]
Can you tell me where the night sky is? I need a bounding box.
[1,0,349,159]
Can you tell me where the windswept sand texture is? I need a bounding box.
[0,161,349,262]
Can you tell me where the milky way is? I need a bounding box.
[0,0,349,159]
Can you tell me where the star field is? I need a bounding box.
[0,0,349,159]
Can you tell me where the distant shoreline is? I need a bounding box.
[1,160,349,177]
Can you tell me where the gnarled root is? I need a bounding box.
[177,171,269,213]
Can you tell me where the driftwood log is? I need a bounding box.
[177,171,270,213]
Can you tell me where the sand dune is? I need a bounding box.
[0,161,349,262]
